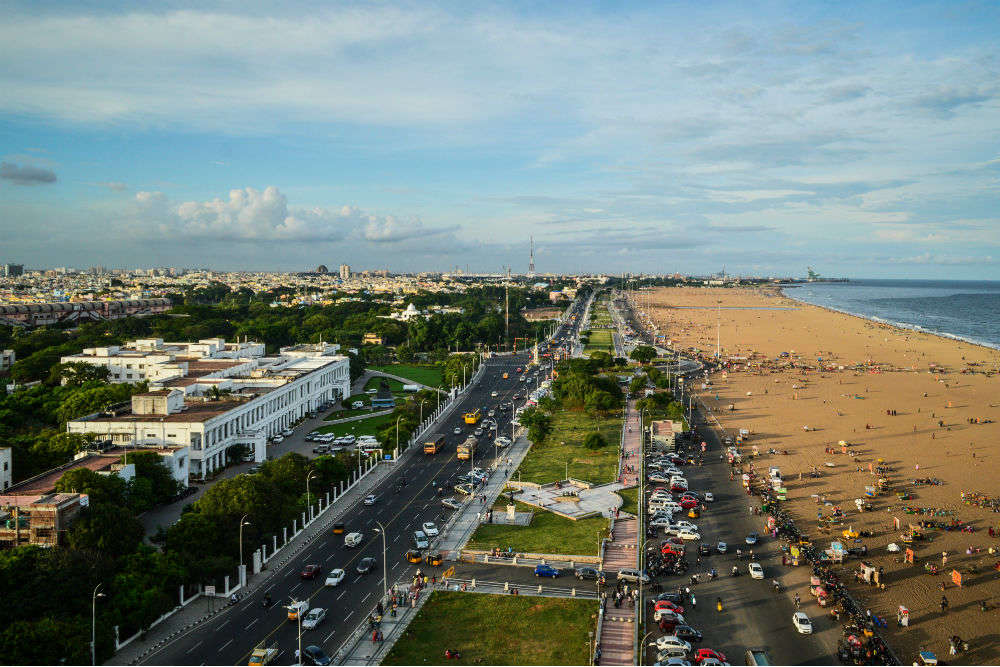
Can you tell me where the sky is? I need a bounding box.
[1,1,999,278]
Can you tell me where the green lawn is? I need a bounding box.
[617,487,639,516]
[584,329,614,353]
[365,376,406,393]
[316,412,398,437]
[370,364,444,388]
[516,409,621,485]
[467,500,609,556]
[384,591,597,666]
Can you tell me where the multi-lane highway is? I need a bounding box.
[144,299,588,666]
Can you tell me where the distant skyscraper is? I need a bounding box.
[339,264,351,280]
[528,237,535,275]
[2,263,24,277]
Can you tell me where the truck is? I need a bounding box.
[457,435,477,461]
[423,433,446,455]
[249,643,278,666]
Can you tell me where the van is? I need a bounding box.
[344,532,363,548]
[413,530,430,549]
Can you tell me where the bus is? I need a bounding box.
[463,408,482,424]
[457,436,477,460]
[423,433,446,455]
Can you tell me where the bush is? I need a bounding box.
[583,432,608,450]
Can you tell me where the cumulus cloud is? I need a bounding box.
[0,161,57,185]
[100,181,128,191]
[129,185,455,245]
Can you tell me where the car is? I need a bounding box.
[748,562,764,579]
[745,532,759,545]
[661,544,684,557]
[453,427,462,435]
[679,498,699,510]
[716,541,727,554]
[673,625,703,644]
[703,492,714,502]
[617,568,650,584]
[287,599,309,620]
[534,564,560,578]
[474,428,484,437]
[344,532,363,547]
[652,635,692,652]
[650,517,675,528]
[302,607,327,630]
[698,544,711,556]
[792,611,813,634]
[441,496,463,510]
[653,600,685,615]
[697,659,729,667]
[671,482,689,493]
[491,390,498,397]
[363,494,376,506]
[282,428,294,437]
[351,400,365,409]
[575,567,603,580]
[272,434,284,443]
[357,557,377,574]
[649,474,670,483]
[405,549,423,563]
[301,564,322,579]
[325,568,346,586]
[657,659,693,667]
[312,444,329,454]
[422,521,439,537]
[413,530,429,549]
[694,649,728,664]
[652,591,684,603]
[677,530,701,541]
[295,645,332,665]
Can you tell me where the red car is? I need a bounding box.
[679,497,699,509]
[671,483,689,493]
[661,544,684,557]
[653,600,685,615]
[300,564,322,579]
[694,648,727,664]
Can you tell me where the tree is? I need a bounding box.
[519,407,553,445]
[50,361,111,386]
[630,345,657,364]
[55,467,128,506]
[68,504,144,556]
[629,375,648,394]
[583,431,608,450]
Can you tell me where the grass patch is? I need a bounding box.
[516,409,621,485]
[316,412,398,437]
[365,376,406,393]
[467,500,609,556]
[370,364,444,388]
[584,329,614,354]
[617,487,639,516]
[383,591,597,666]
[324,393,375,420]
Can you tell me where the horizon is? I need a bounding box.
[2,1,999,278]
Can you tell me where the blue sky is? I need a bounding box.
[1,1,998,277]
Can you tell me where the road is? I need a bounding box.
[144,300,589,666]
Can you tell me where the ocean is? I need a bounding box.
[781,279,1000,351]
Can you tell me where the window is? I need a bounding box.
[167,433,176,438]
[146,432,156,438]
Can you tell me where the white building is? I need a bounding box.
[66,341,350,479]
[60,337,267,385]
[1,349,13,372]
[0,447,11,492]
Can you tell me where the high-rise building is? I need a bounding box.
[528,237,535,275]
[339,264,351,280]
[2,264,24,277]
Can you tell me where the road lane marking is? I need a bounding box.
[324,628,337,642]
[337,590,346,600]
[186,640,203,654]
[218,639,233,652]
[326,552,337,563]
[216,619,229,630]
[246,619,257,630]
[361,591,371,603]
[291,582,302,592]
[392,562,400,569]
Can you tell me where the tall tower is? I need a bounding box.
[528,236,535,275]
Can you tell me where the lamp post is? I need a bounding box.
[305,471,317,520]
[373,521,389,603]
[91,583,105,666]
[238,514,251,579]
[418,399,427,425]
[395,415,403,452]
[639,631,657,665]
[286,600,303,665]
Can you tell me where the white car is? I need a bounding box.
[649,517,675,528]
[792,611,813,634]
[422,522,439,537]
[704,492,715,502]
[363,495,376,506]
[748,562,764,579]
[272,434,284,443]
[677,530,701,541]
[651,636,691,652]
[491,390,498,397]
[325,568,346,586]
[454,427,462,435]
[282,428,293,437]
[717,541,728,553]
[302,607,327,630]
[351,400,365,409]
[653,607,686,623]
[673,521,697,531]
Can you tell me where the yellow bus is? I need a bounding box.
[463,408,482,424]
[457,436,477,460]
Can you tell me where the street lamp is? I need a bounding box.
[91,583,106,665]
[373,521,389,604]
[395,415,403,452]
[305,471,317,520]
[639,631,658,666]
[418,399,428,425]
[238,514,251,578]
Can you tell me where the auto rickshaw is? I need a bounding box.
[426,553,443,567]
[405,549,423,564]
[843,527,860,539]
[798,536,812,546]
[333,523,345,534]
[688,507,700,519]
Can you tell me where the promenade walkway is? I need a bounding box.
[598,399,642,665]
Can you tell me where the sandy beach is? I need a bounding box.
[645,285,1000,664]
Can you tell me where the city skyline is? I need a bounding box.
[2,1,999,277]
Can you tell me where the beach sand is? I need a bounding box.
[644,286,1000,664]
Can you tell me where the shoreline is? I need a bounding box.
[780,284,1000,354]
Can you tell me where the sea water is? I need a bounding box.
[782,279,1000,351]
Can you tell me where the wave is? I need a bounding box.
[781,287,1000,351]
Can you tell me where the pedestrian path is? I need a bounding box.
[597,398,643,665]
